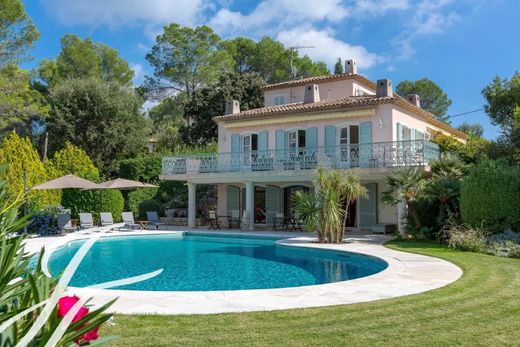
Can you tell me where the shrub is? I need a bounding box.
[460,160,520,233]
[49,142,99,180]
[487,229,520,258]
[127,188,159,218]
[118,154,162,184]
[97,190,124,222]
[138,199,164,219]
[28,210,58,235]
[442,224,489,252]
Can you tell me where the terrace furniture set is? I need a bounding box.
[207,210,303,232]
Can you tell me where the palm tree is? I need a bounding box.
[381,167,426,229]
[291,168,366,244]
[430,153,468,179]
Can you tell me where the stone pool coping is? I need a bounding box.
[24,228,462,315]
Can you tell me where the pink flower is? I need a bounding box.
[57,296,100,344]
[57,296,89,322]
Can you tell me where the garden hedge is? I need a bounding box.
[460,160,520,232]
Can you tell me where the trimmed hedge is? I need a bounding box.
[460,160,520,233]
[127,188,159,219]
[62,189,124,222]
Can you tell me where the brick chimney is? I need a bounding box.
[345,59,357,74]
[304,84,320,103]
[225,100,240,115]
[406,94,421,108]
[376,79,393,98]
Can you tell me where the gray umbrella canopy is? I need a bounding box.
[32,174,99,190]
[90,178,158,190]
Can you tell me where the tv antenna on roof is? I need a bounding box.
[288,45,314,79]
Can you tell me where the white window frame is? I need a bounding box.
[273,94,287,106]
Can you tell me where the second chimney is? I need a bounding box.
[406,94,421,108]
[376,79,393,98]
[345,59,357,74]
[225,100,240,115]
[304,84,320,103]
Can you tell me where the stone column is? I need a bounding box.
[245,181,255,231]
[187,182,196,228]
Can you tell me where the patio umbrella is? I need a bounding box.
[31,174,99,190]
[88,178,158,190]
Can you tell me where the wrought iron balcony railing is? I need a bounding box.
[162,140,440,176]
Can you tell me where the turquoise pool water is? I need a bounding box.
[48,234,387,291]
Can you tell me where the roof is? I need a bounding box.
[214,95,468,139]
[261,73,376,91]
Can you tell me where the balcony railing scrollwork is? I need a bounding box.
[162,140,440,175]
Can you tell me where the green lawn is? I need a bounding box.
[104,241,520,346]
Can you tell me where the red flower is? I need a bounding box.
[57,296,100,344]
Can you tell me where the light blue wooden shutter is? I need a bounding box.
[396,123,402,141]
[396,123,403,165]
[359,121,372,167]
[306,127,317,154]
[266,185,282,224]
[275,130,286,161]
[324,125,336,162]
[258,131,268,152]
[231,134,240,171]
[359,183,377,228]
[226,186,240,216]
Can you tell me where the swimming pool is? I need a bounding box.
[48,234,388,291]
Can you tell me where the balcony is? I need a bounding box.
[162,140,439,176]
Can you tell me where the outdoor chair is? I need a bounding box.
[79,213,95,229]
[272,213,286,232]
[146,211,166,230]
[57,213,76,234]
[228,209,241,229]
[100,212,114,227]
[120,212,140,230]
[208,210,222,230]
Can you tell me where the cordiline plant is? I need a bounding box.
[0,164,115,346]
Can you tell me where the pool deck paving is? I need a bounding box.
[24,227,462,315]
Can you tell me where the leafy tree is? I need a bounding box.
[334,57,343,74]
[396,78,452,122]
[482,73,520,162]
[0,0,39,67]
[0,65,49,131]
[48,142,99,180]
[181,72,265,145]
[0,131,59,210]
[432,132,491,164]
[457,122,484,137]
[147,94,186,151]
[38,34,134,88]
[145,24,233,99]
[47,78,148,175]
[222,36,329,83]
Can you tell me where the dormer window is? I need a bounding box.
[273,95,286,106]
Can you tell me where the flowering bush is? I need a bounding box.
[57,296,100,344]
[442,224,489,253]
[28,210,58,235]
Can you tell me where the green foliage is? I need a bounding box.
[181,72,265,145]
[49,142,99,180]
[0,65,49,132]
[0,131,59,210]
[432,132,491,164]
[223,36,329,83]
[127,188,159,219]
[482,73,520,162]
[457,122,484,137]
[0,0,39,67]
[145,24,233,99]
[395,78,452,122]
[291,168,367,243]
[118,154,162,184]
[97,189,124,222]
[487,230,520,258]
[38,34,134,88]
[334,57,343,74]
[138,198,164,219]
[47,77,147,175]
[460,160,520,233]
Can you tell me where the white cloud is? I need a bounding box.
[42,0,204,28]
[130,63,144,84]
[210,0,349,35]
[277,27,381,70]
[412,0,461,34]
[353,0,411,15]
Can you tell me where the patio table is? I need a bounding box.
[137,220,149,230]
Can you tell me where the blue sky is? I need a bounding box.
[21,0,520,139]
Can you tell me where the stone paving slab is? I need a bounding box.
[23,229,462,315]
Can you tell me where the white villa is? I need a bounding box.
[160,60,467,232]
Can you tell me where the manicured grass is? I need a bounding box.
[104,241,520,346]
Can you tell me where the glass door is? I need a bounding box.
[339,125,359,167]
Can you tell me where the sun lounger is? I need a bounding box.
[146,211,166,230]
[120,212,140,230]
[100,212,114,227]
[79,213,95,229]
[57,213,76,234]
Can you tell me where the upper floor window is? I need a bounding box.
[339,125,359,145]
[287,130,306,149]
[355,88,366,96]
[273,95,286,106]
